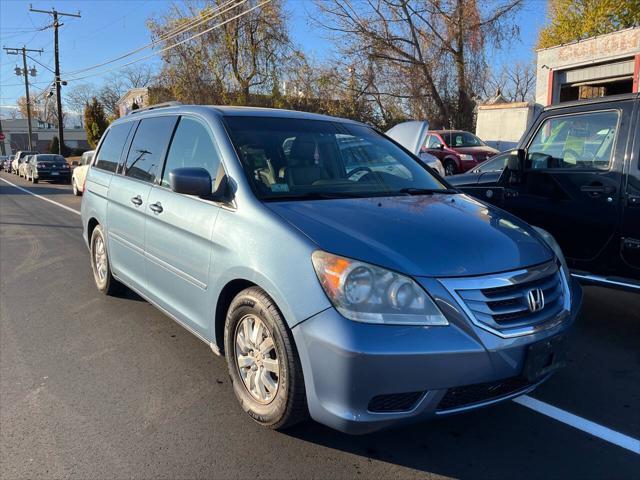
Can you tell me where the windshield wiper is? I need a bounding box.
[397,188,458,196]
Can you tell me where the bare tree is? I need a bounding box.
[314,0,523,130]
[148,0,295,105]
[98,65,157,118]
[66,83,97,126]
[483,62,535,103]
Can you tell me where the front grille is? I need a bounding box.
[437,377,532,411]
[368,392,423,413]
[451,263,566,332]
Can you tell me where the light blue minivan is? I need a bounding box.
[81,104,582,434]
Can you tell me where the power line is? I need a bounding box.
[62,0,246,77]
[64,0,272,83]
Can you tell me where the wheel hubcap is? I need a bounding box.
[235,315,280,404]
[93,236,107,282]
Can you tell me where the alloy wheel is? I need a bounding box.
[93,236,108,283]
[234,314,280,404]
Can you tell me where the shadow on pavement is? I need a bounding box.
[0,221,81,230]
[0,183,72,195]
[282,403,637,478]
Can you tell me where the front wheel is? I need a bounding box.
[224,287,307,430]
[444,159,457,176]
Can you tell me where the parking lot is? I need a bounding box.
[0,170,638,479]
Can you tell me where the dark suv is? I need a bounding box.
[449,93,640,291]
[423,130,498,175]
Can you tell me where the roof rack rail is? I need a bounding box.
[128,101,182,115]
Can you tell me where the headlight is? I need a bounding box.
[459,154,474,161]
[532,226,571,288]
[311,251,448,326]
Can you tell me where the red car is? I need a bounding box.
[422,130,499,175]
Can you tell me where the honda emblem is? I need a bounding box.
[526,288,545,313]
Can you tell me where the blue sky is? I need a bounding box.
[1,0,547,115]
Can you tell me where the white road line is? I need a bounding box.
[514,395,640,454]
[2,177,639,456]
[0,177,81,216]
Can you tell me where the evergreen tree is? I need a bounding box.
[84,97,109,149]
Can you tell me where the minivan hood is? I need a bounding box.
[454,146,499,156]
[266,194,553,277]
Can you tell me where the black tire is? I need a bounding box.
[444,159,457,176]
[224,287,307,430]
[33,178,38,184]
[90,224,123,295]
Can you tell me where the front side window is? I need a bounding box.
[124,116,177,183]
[527,111,619,170]
[223,116,448,200]
[426,134,442,149]
[161,117,221,190]
[94,122,134,173]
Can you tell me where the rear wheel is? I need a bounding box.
[90,224,122,295]
[224,287,307,430]
[444,159,457,176]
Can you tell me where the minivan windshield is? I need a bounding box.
[224,116,451,200]
[443,131,486,148]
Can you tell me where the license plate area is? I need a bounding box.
[523,334,567,382]
[51,171,59,176]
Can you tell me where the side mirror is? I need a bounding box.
[170,167,212,196]
[438,143,444,150]
[506,149,526,185]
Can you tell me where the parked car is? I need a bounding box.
[71,150,95,195]
[3,155,15,172]
[81,104,581,434]
[18,155,32,178]
[11,150,38,175]
[423,130,499,176]
[448,151,510,185]
[448,93,640,291]
[386,121,447,177]
[0,155,7,171]
[25,154,71,183]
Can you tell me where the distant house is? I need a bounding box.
[117,88,149,117]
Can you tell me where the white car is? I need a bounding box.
[418,151,446,177]
[71,150,95,196]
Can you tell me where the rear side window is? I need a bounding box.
[94,123,134,173]
[124,116,177,183]
[161,117,221,190]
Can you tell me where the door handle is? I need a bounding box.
[580,183,615,197]
[131,195,143,206]
[149,202,163,214]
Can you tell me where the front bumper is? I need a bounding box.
[292,276,582,434]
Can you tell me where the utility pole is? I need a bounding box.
[3,46,43,151]
[29,4,81,156]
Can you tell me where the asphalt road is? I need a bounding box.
[1,170,639,479]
